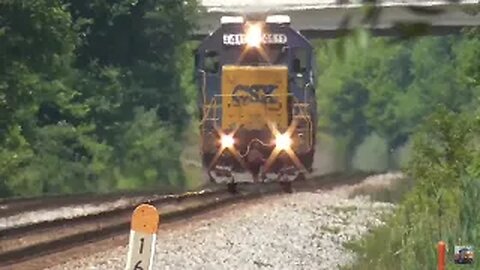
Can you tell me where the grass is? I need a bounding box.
[181,159,203,189]
[179,121,204,190]
[339,173,418,270]
[342,176,480,270]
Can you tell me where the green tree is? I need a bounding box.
[346,107,478,270]
[65,0,198,131]
[63,0,199,190]
[315,36,371,171]
[454,29,480,109]
[0,0,98,196]
[0,0,199,197]
[316,35,413,170]
[113,108,184,189]
[363,40,414,169]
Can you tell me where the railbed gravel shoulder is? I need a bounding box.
[47,174,400,270]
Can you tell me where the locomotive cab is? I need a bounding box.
[195,15,317,190]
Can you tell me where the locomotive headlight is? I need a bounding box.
[220,134,235,149]
[245,23,262,48]
[275,133,292,151]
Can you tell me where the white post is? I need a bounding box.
[125,204,159,270]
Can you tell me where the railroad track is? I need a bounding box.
[0,186,185,219]
[0,171,376,268]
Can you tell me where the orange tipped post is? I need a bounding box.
[131,204,159,234]
[438,241,446,270]
[125,204,159,270]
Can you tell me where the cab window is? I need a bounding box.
[204,50,219,74]
[194,51,199,69]
[291,48,308,74]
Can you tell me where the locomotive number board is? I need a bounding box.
[223,33,288,46]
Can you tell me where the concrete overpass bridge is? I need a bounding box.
[196,0,480,39]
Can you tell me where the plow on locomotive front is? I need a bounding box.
[194,15,317,192]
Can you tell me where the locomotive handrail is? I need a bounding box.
[199,97,221,153]
[303,83,315,140]
[201,93,314,151]
[201,98,220,125]
[304,82,310,103]
[199,69,207,104]
[203,94,311,117]
[291,101,314,151]
[211,93,293,98]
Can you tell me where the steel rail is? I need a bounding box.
[0,171,379,268]
[0,188,225,240]
[0,186,189,218]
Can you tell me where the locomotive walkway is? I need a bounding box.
[196,0,480,38]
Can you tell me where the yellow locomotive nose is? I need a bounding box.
[221,65,289,131]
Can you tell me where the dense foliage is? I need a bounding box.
[344,109,480,270]
[0,0,198,197]
[314,29,480,171]
[340,28,480,270]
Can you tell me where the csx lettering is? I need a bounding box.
[232,84,278,106]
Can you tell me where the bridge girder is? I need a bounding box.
[194,2,480,40]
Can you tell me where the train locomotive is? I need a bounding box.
[194,15,317,192]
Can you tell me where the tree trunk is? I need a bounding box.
[0,181,12,198]
[387,147,396,171]
[344,143,355,172]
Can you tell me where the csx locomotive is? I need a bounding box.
[195,15,317,192]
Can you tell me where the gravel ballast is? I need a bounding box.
[47,173,401,270]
